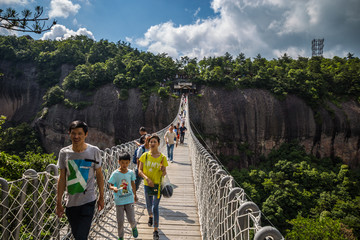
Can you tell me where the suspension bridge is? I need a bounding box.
[0,99,284,240]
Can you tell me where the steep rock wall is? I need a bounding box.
[0,61,44,123]
[35,85,179,156]
[189,87,360,168]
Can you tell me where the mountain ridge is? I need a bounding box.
[1,61,359,167]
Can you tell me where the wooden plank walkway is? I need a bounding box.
[90,136,202,239]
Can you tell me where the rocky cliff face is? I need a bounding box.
[189,87,360,168]
[0,61,179,157]
[0,61,44,123]
[35,86,179,156]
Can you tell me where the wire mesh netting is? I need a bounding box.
[186,97,284,240]
[0,127,169,240]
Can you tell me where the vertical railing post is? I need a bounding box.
[215,171,227,239]
[0,178,9,239]
[14,169,37,239]
[228,187,242,239]
[32,172,40,238]
[45,164,59,240]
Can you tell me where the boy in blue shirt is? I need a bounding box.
[108,152,138,240]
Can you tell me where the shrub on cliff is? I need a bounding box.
[43,85,64,107]
[158,86,170,99]
[117,88,129,100]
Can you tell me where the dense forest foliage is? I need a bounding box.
[229,142,360,239]
[1,35,360,110]
[0,116,56,181]
[1,35,360,238]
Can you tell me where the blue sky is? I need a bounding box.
[1,0,360,60]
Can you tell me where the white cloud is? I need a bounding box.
[77,0,91,5]
[194,7,201,17]
[40,24,95,40]
[49,0,81,18]
[125,37,133,43]
[0,21,18,36]
[0,0,31,4]
[134,0,360,60]
[273,47,306,58]
[135,1,267,59]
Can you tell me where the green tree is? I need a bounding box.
[286,216,356,240]
[113,73,127,89]
[0,151,56,180]
[158,86,170,99]
[0,43,16,60]
[43,85,64,107]
[89,62,108,89]
[56,40,86,65]
[139,63,155,86]
[88,39,117,64]
[158,53,177,80]
[62,64,91,90]
[184,61,199,79]
[0,122,43,157]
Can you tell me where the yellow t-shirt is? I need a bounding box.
[139,152,168,185]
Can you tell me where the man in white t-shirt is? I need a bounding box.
[56,120,104,240]
[164,124,177,163]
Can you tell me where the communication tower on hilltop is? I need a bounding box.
[312,39,324,57]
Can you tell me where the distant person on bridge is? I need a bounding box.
[108,152,138,240]
[174,122,180,146]
[138,134,168,240]
[164,124,178,163]
[179,122,187,144]
[56,120,104,240]
[178,113,183,124]
[134,126,147,146]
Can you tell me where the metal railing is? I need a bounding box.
[185,98,284,240]
[0,126,169,240]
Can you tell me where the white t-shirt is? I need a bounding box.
[164,131,177,145]
[58,144,102,207]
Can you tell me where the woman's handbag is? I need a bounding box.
[147,184,160,196]
[161,174,173,198]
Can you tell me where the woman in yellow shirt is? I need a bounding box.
[139,134,168,240]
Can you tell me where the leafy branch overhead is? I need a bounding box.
[0,6,56,34]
